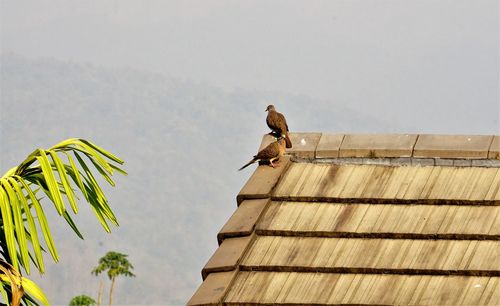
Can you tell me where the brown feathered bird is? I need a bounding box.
[266,105,292,148]
[238,137,286,171]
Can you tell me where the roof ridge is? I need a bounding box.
[257,133,500,162]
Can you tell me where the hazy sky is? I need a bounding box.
[1,0,499,133]
[1,1,499,305]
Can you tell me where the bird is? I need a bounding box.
[266,105,292,148]
[238,137,286,171]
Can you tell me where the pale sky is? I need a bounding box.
[1,0,499,133]
[1,1,499,304]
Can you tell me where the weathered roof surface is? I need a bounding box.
[188,133,500,305]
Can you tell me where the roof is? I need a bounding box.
[188,133,500,305]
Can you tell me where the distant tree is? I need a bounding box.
[69,295,96,306]
[0,139,126,305]
[92,251,135,306]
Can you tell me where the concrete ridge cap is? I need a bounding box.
[272,132,500,160]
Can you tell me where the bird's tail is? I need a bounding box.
[284,132,292,148]
[238,157,257,171]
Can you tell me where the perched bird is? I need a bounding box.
[266,105,292,148]
[238,137,286,171]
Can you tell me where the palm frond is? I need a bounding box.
[0,138,126,277]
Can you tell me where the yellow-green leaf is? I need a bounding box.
[16,177,59,263]
[36,151,65,215]
[63,151,88,200]
[11,176,45,273]
[49,151,78,213]
[80,138,124,164]
[74,152,107,204]
[22,276,50,306]
[0,182,19,269]
[5,178,31,273]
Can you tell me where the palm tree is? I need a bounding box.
[0,138,126,305]
[92,251,135,306]
[69,295,97,306]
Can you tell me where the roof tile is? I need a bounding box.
[241,236,499,272]
[237,156,290,205]
[202,235,253,279]
[413,134,493,159]
[273,163,500,203]
[257,202,500,238]
[224,272,499,305]
[218,199,269,244]
[315,133,344,158]
[187,270,237,305]
[339,133,418,158]
[489,136,500,159]
[287,132,322,159]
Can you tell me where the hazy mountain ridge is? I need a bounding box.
[0,54,410,304]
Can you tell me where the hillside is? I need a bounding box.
[0,53,407,304]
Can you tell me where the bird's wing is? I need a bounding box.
[266,111,284,132]
[277,112,289,132]
[256,141,280,160]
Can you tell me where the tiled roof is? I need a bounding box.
[188,133,500,305]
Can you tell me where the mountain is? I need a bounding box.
[0,53,411,304]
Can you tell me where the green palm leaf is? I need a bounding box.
[15,177,58,263]
[0,186,17,270]
[0,138,125,305]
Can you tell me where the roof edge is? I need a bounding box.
[259,133,500,161]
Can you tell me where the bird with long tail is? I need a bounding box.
[238,137,286,171]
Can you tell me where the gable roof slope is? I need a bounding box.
[189,133,500,305]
